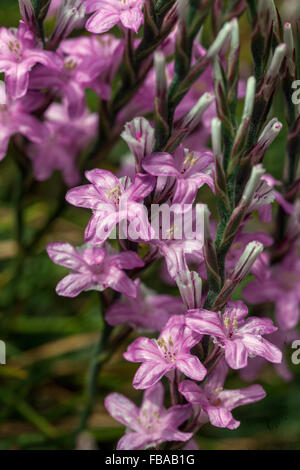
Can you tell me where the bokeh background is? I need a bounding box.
[0,0,299,450]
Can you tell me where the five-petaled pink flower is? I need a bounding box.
[66,169,156,245]
[0,21,62,99]
[186,301,282,369]
[47,242,144,298]
[105,382,192,450]
[179,360,266,430]
[85,0,145,34]
[124,315,207,389]
[142,145,214,206]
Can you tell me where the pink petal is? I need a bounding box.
[178,380,209,406]
[85,9,120,34]
[47,242,84,270]
[176,354,207,381]
[56,273,92,297]
[242,334,282,364]
[205,405,234,428]
[219,384,266,411]
[66,184,102,209]
[224,339,248,369]
[124,173,156,202]
[132,361,170,389]
[142,153,179,177]
[104,393,139,430]
[6,64,29,100]
[186,309,225,338]
[117,432,149,450]
[124,337,162,363]
[120,8,144,33]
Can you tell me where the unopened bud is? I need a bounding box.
[258,118,283,147]
[51,0,86,46]
[211,118,222,160]
[242,76,256,121]
[207,21,233,59]
[228,18,239,63]
[177,0,189,24]
[231,241,264,282]
[242,165,266,205]
[266,44,287,83]
[176,270,202,310]
[182,92,214,130]
[284,23,294,59]
[18,0,35,25]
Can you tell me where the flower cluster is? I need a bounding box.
[4,0,299,451]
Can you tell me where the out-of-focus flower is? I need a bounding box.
[179,360,266,429]
[105,382,192,450]
[66,170,155,244]
[105,279,184,331]
[186,301,282,369]
[0,81,48,161]
[0,21,62,99]
[47,242,144,298]
[240,329,300,383]
[124,315,206,389]
[85,0,145,34]
[244,249,300,330]
[30,51,107,118]
[27,102,97,185]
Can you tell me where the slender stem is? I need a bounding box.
[75,320,113,438]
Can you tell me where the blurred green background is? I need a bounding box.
[0,0,299,450]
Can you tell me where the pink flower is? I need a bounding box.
[29,48,110,118]
[143,145,214,205]
[179,360,266,430]
[66,170,156,244]
[46,242,144,298]
[85,0,145,34]
[186,301,282,369]
[105,279,185,331]
[124,315,207,389]
[0,21,62,99]
[27,102,97,185]
[0,81,48,161]
[244,249,300,330]
[105,382,192,450]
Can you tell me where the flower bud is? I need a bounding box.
[211,117,222,161]
[266,44,287,84]
[181,92,215,131]
[176,270,202,310]
[18,0,35,26]
[206,21,233,59]
[50,0,86,47]
[230,241,264,282]
[241,165,266,205]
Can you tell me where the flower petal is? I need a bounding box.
[224,339,248,369]
[104,392,139,430]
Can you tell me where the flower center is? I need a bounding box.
[181,151,199,174]
[138,410,160,431]
[8,39,22,61]
[107,185,122,204]
[64,59,77,71]
[223,315,238,339]
[157,337,177,363]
